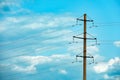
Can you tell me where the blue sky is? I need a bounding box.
[0,0,120,80]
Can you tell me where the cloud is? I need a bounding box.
[0,14,75,55]
[49,68,68,75]
[12,65,36,74]
[11,54,72,74]
[94,57,120,73]
[41,29,73,38]
[0,14,74,36]
[94,57,120,80]
[0,0,31,15]
[18,56,52,66]
[0,26,6,32]
[67,44,104,64]
[114,41,120,47]
[68,45,99,54]
[94,62,108,73]
[0,14,76,75]
[18,54,72,65]
[23,15,74,29]
[9,55,53,74]
[51,54,72,62]
[42,35,72,44]
[87,46,99,54]
[67,45,102,61]
[103,74,120,80]
[104,74,109,79]
[59,69,67,75]
[35,46,60,54]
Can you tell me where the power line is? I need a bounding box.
[0,39,118,61]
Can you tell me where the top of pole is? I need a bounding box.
[84,14,86,16]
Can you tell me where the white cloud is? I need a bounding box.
[0,0,32,15]
[59,69,67,75]
[67,44,103,64]
[94,57,120,80]
[12,56,52,74]
[94,57,120,73]
[11,54,72,73]
[94,54,105,62]
[22,15,74,30]
[67,45,102,61]
[103,74,120,80]
[87,46,99,54]
[67,43,83,54]
[35,46,59,54]
[51,54,72,62]
[42,34,73,44]
[104,74,109,79]
[0,27,6,32]
[19,54,72,65]
[0,14,74,37]
[19,56,52,66]
[24,22,45,29]
[12,65,36,74]
[41,29,73,38]
[94,62,108,73]
[49,68,55,72]
[68,45,99,55]
[49,68,68,75]
[0,0,20,8]
[114,41,120,47]
[108,57,120,66]
[5,17,23,23]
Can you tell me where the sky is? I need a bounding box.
[0,0,120,80]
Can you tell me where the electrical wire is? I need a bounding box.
[0,37,118,61]
[0,16,120,78]
[0,39,118,61]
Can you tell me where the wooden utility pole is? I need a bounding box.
[73,13,96,80]
[83,14,87,80]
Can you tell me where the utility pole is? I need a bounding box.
[83,14,87,80]
[72,13,97,80]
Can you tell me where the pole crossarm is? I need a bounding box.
[76,55,94,58]
[73,36,96,40]
[76,18,93,22]
[75,54,95,64]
